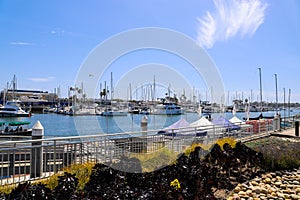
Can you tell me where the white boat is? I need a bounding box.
[99,107,127,116]
[0,101,31,117]
[152,103,184,115]
[67,106,96,116]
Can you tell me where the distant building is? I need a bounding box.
[0,89,58,112]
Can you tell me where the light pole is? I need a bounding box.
[274,74,278,115]
[258,68,263,115]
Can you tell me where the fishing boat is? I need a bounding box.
[0,101,31,117]
[0,121,32,136]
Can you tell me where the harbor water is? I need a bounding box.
[0,109,299,138]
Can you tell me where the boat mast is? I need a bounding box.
[9,75,17,100]
[129,83,132,101]
[3,82,8,104]
[100,83,102,101]
[283,88,286,118]
[274,74,278,115]
[288,89,291,118]
[153,75,156,101]
[68,86,70,107]
[110,72,113,101]
[258,68,263,115]
[13,75,17,100]
[104,81,107,101]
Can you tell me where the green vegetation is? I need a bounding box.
[245,136,300,171]
[0,184,15,195]
[39,162,94,191]
[130,147,178,172]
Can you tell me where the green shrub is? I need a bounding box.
[131,148,178,172]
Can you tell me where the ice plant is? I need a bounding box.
[170,179,181,190]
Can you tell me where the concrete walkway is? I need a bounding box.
[272,125,300,138]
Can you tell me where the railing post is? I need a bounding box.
[273,114,280,132]
[295,121,299,137]
[30,121,44,178]
[141,115,148,135]
[140,115,148,153]
[53,140,57,173]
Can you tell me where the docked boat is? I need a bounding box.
[98,107,128,116]
[0,101,31,117]
[152,103,184,115]
[0,121,32,136]
[244,113,274,121]
[128,106,140,114]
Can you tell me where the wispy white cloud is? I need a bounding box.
[197,0,268,48]
[10,42,35,46]
[50,28,72,36]
[28,76,55,83]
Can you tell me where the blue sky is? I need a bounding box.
[0,0,299,103]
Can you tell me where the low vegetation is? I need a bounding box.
[245,136,300,171]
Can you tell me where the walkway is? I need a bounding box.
[272,125,300,138]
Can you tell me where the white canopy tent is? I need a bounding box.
[190,116,213,127]
[229,116,244,125]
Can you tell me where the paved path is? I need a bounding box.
[272,125,300,137]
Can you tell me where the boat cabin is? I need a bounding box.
[0,121,32,135]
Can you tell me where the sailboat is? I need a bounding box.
[245,68,274,120]
[98,72,128,116]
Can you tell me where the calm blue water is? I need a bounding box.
[1,109,299,138]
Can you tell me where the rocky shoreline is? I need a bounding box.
[228,168,300,200]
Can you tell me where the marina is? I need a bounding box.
[1,71,299,192]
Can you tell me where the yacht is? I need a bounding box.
[0,101,31,117]
[152,103,184,115]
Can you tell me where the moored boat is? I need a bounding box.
[152,103,184,115]
[99,107,128,116]
[0,121,32,136]
[0,101,31,117]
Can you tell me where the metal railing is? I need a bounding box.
[281,114,300,129]
[0,122,255,186]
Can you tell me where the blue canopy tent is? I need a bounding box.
[211,115,240,131]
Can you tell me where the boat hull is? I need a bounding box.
[0,113,30,117]
[100,112,127,116]
[0,129,32,136]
